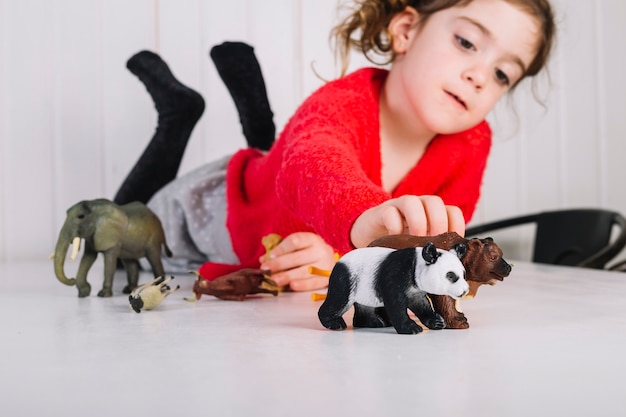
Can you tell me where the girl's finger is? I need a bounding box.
[268,233,307,257]
[271,265,311,287]
[289,275,330,292]
[446,205,466,236]
[380,205,408,236]
[393,196,428,236]
[420,195,448,236]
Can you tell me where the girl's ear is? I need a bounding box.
[388,6,420,54]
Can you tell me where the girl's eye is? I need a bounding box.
[455,35,475,51]
[495,68,510,86]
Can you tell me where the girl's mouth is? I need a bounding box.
[446,91,467,110]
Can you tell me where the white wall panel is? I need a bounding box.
[2,0,56,261]
[0,1,8,260]
[0,0,6,261]
[600,0,626,212]
[301,0,342,96]
[51,0,104,238]
[558,0,601,207]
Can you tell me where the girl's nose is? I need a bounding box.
[462,66,487,91]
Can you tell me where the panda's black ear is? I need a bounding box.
[422,242,440,265]
[452,242,468,260]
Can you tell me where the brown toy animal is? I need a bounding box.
[189,269,279,301]
[368,232,511,329]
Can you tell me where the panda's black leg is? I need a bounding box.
[318,264,352,330]
[353,304,392,328]
[379,289,422,334]
[408,293,446,330]
[385,302,423,335]
[376,249,423,334]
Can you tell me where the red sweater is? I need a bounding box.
[198,68,491,280]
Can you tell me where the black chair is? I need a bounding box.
[465,209,626,269]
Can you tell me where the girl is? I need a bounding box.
[115,0,555,291]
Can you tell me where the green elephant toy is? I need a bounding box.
[53,198,172,297]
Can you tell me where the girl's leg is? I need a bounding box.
[210,41,275,151]
[114,50,205,205]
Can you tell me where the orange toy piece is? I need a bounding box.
[308,266,332,301]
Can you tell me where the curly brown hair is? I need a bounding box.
[332,0,555,84]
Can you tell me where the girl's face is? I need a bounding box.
[389,0,540,135]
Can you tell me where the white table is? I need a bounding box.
[2,260,626,417]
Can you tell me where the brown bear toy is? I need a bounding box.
[368,232,512,329]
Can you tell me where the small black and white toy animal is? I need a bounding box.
[318,243,469,335]
[129,276,180,313]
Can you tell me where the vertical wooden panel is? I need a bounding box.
[2,0,56,260]
[480,102,524,223]
[558,0,601,207]
[301,0,340,97]
[593,0,608,208]
[600,0,626,215]
[0,0,6,261]
[51,0,105,239]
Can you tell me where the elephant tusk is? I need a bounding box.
[70,237,81,261]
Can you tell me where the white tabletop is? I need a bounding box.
[2,260,626,417]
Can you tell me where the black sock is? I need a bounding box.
[114,50,205,205]
[210,42,275,151]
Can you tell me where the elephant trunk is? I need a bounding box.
[53,233,81,286]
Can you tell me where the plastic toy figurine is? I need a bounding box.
[52,198,172,297]
[318,242,469,335]
[129,276,180,313]
[368,232,512,329]
[259,233,289,292]
[261,233,283,260]
[187,269,279,301]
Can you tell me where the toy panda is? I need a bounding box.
[318,242,469,335]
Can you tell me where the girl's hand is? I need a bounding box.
[350,195,465,248]
[259,232,337,292]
